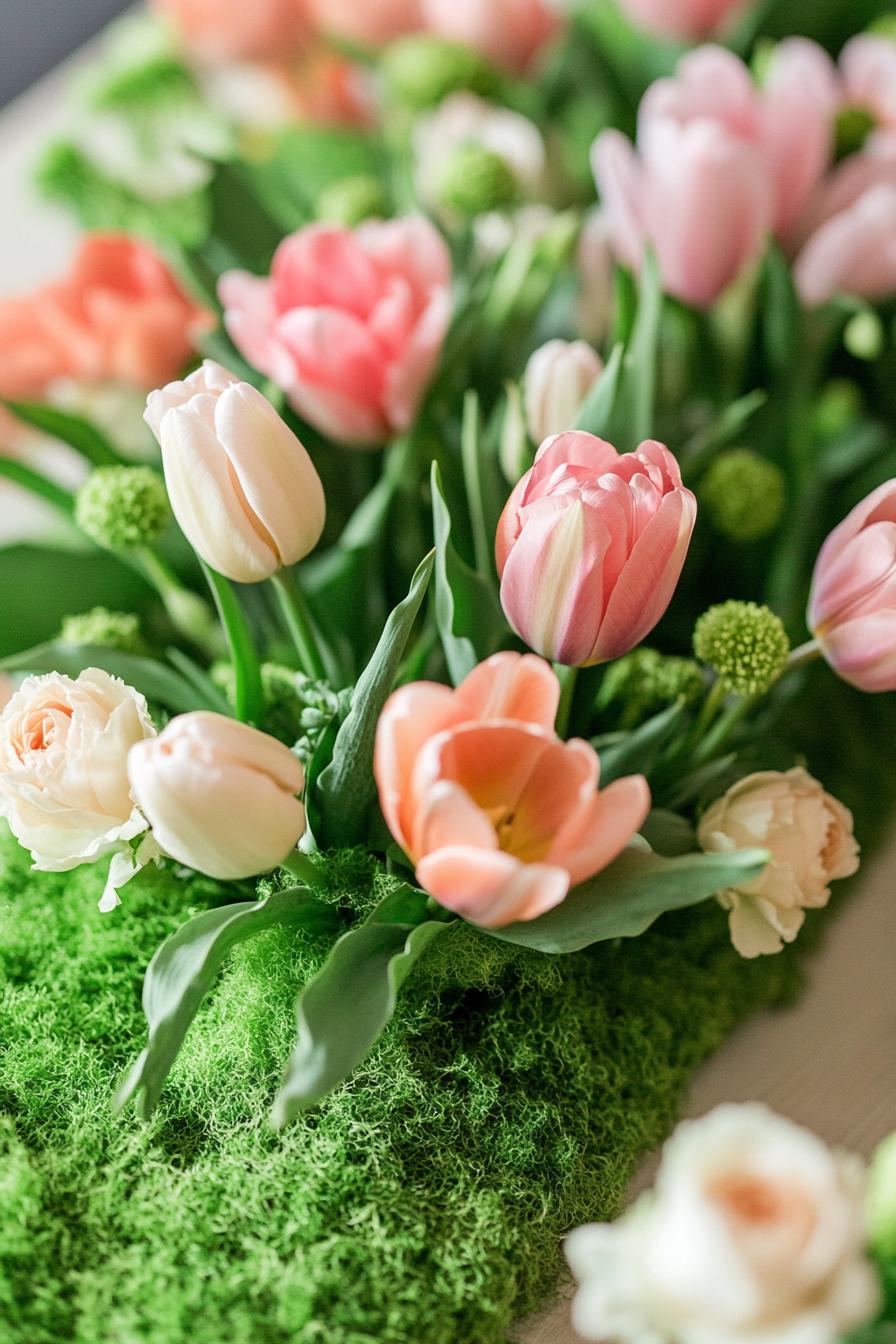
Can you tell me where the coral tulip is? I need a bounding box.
[421,0,562,74]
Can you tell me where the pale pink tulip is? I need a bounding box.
[421,0,563,73]
[795,183,896,307]
[808,480,896,692]
[374,653,650,927]
[219,216,452,447]
[496,433,697,667]
[593,48,772,308]
[0,235,210,399]
[616,0,744,40]
[759,39,840,240]
[841,35,896,134]
[152,0,311,62]
[308,0,421,45]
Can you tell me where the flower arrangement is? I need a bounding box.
[2,0,896,1340]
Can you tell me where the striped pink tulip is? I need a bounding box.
[496,432,697,667]
[374,653,650,927]
[808,481,896,693]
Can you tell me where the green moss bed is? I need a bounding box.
[0,826,810,1344]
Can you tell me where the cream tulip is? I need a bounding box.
[144,359,325,583]
[128,711,305,879]
[524,339,603,443]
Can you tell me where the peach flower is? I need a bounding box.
[496,433,696,666]
[421,0,563,74]
[808,479,896,692]
[152,0,311,62]
[374,653,650,927]
[219,215,452,446]
[616,0,744,41]
[307,0,422,46]
[0,234,210,399]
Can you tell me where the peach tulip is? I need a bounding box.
[496,433,697,667]
[128,712,305,879]
[374,653,650,927]
[152,0,311,62]
[807,480,896,692]
[307,0,422,45]
[616,0,744,41]
[0,234,210,399]
[421,0,563,74]
[219,216,452,447]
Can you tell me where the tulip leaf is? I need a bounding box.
[201,561,264,725]
[616,249,662,449]
[639,809,697,858]
[481,846,770,954]
[117,885,338,1119]
[0,458,76,517]
[1,398,123,467]
[593,700,687,785]
[0,642,221,715]
[314,551,434,848]
[461,390,503,580]
[575,342,624,438]
[431,462,507,687]
[272,886,447,1126]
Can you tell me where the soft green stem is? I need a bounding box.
[138,549,220,659]
[693,677,727,740]
[271,569,327,682]
[554,664,579,740]
[694,695,754,766]
[461,391,492,581]
[201,561,264,725]
[280,851,319,887]
[787,638,823,671]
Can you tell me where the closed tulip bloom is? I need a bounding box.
[760,39,840,240]
[374,653,650,927]
[128,712,305,879]
[808,480,896,692]
[795,182,896,308]
[219,216,452,447]
[421,0,562,74]
[144,359,325,584]
[496,433,697,666]
[524,340,604,444]
[617,0,744,41]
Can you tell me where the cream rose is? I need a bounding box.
[697,767,860,958]
[0,669,157,908]
[567,1104,879,1344]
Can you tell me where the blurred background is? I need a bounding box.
[1,0,130,106]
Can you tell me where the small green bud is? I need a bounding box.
[694,601,790,697]
[75,466,169,551]
[700,449,786,542]
[60,607,142,653]
[436,142,518,218]
[597,647,704,726]
[382,35,498,111]
[845,309,885,361]
[316,175,386,228]
[813,379,864,439]
[835,104,877,161]
[869,1132,896,1261]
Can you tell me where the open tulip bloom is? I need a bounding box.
[2,7,896,1339]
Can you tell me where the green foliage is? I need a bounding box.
[382,34,499,110]
[0,827,801,1344]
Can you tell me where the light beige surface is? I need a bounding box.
[2,47,895,1344]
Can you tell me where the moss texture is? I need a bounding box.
[0,827,802,1344]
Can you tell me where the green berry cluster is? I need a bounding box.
[60,607,142,653]
[75,466,170,551]
[700,449,785,542]
[693,601,790,697]
[597,647,704,727]
[382,35,498,111]
[436,142,519,217]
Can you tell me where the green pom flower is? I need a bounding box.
[813,380,863,439]
[597,647,704,726]
[868,1132,896,1261]
[436,142,518,218]
[694,601,790,697]
[60,607,142,653]
[316,175,387,229]
[382,35,497,111]
[75,466,169,551]
[700,449,786,542]
[212,661,347,753]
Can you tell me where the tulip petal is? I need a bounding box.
[453,652,560,730]
[795,184,896,307]
[271,225,384,320]
[374,682,464,851]
[413,779,499,858]
[591,130,647,274]
[548,772,652,887]
[818,609,896,693]
[416,846,569,926]
[274,307,390,444]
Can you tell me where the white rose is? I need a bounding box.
[567,1105,879,1344]
[0,669,157,907]
[414,91,547,212]
[698,768,860,958]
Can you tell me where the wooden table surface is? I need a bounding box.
[1,41,894,1344]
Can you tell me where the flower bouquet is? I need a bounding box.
[2,1,896,1340]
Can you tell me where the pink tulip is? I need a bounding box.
[841,35,896,134]
[0,235,210,398]
[152,0,311,62]
[421,0,562,74]
[795,183,896,308]
[374,653,650,927]
[808,480,896,693]
[219,216,452,447]
[759,39,840,240]
[593,48,772,308]
[496,433,697,667]
[616,0,744,41]
[308,0,421,45]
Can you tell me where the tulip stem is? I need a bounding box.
[554,664,578,739]
[138,548,220,659]
[272,570,328,683]
[201,561,264,725]
[280,851,319,888]
[787,639,822,671]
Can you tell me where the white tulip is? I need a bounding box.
[524,339,604,443]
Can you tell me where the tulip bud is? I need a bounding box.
[808,479,896,692]
[144,360,325,584]
[127,711,305,879]
[524,340,604,444]
[496,432,697,667]
[75,466,170,551]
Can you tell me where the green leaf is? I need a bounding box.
[615,250,662,449]
[314,552,434,848]
[639,809,696,857]
[680,390,768,477]
[461,391,503,580]
[482,846,769,954]
[593,700,686,785]
[164,648,233,717]
[761,244,802,374]
[0,459,76,517]
[117,885,337,1119]
[575,342,623,437]
[1,399,123,467]
[201,561,263,725]
[272,886,447,1126]
[431,462,506,686]
[0,642,216,715]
